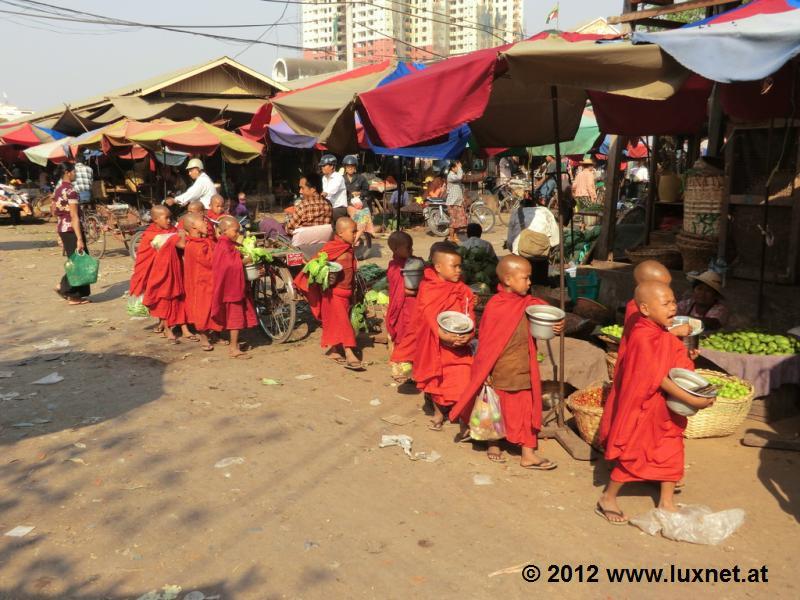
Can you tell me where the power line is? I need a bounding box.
[235,0,290,58]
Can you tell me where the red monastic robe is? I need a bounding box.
[387,256,419,363]
[604,317,694,483]
[206,210,226,239]
[294,237,357,348]
[129,224,172,297]
[183,236,222,332]
[143,232,186,327]
[413,267,476,407]
[449,288,548,447]
[211,236,256,330]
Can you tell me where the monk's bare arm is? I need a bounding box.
[660,377,714,409]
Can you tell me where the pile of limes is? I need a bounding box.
[600,324,624,340]
[704,375,752,400]
[700,331,800,356]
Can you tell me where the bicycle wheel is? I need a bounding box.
[470,204,495,234]
[83,215,106,259]
[128,230,144,262]
[253,265,297,343]
[426,210,449,237]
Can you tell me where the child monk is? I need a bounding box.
[211,216,256,359]
[597,281,713,524]
[295,217,364,371]
[449,256,562,469]
[386,231,419,382]
[177,200,205,232]
[142,207,190,344]
[183,213,221,351]
[413,244,476,434]
[130,205,172,301]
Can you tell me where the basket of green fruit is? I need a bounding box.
[700,331,800,356]
[598,323,623,351]
[683,369,755,439]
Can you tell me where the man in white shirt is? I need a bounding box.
[320,154,348,222]
[167,158,216,209]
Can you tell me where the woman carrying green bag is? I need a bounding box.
[53,163,91,305]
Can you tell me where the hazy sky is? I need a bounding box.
[1,0,623,111]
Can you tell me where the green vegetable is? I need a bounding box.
[358,264,386,284]
[364,290,390,306]
[457,246,499,287]
[371,276,389,292]
[126,294,149,317]
[303,252,332,290]
[703,375,751,400]
[700,331,800,356]
[351,302,367,332]
[238,233,273,265]
[600,324,624,340]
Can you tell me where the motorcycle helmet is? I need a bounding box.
[342,155,358,167]
[319,154,338,167]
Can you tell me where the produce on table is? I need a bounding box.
[700,331,800,356]
[302,252,331,290]
[371,276,389,292]
[364,290,389,306]
[703,375,752,400]
[350,302,368,332]
[457,247,498,287]
[569,386,605,408]
[358,264,386,285]
[600,324,624,340]
[238,233,273,265]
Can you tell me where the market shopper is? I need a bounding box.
[677,270,729,331]
[342,155,370,201]
[73,156,94,204]
[285,173,333,246]
[572,156,598,209]
[445,160,467,243]
[52,163,91,305]
[320,154,348,223]
[167,158,216,209]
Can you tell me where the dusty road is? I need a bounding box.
[0,220,797,599]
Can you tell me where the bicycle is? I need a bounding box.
[79,205,106,259]
[423,197,495,237]
[249,235,303,343]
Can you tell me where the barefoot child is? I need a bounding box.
[413,244,476,433]
[295,217,364,371]
[183,213,222,351]
[142,207,191,344]
[386,231,419,382]
[449,256,562,469]
[597,281,713,524]
[211,216,257,359]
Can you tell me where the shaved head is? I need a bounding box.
[184,213,203,229]
[635,280,672,307]
[218,215,239,233]
[635,280,677,326]
[187,200,204,214]
[633,260,671,285]
[335,216,356,235]
[388,230,412,252]
[151,205,170,218]
[496,254,530,279]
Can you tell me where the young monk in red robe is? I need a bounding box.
[599,260,692,445]
[294,217,364,371]
[596,281,713,525]
[413,244,476,434]
[386,231,420,382]
[176,200,205,233]
[449,256,563,469]
[130,206,173,300]
[211,216,256,359]
[142,207,190,344]
[206,194,228,240]
[182,213,222,351]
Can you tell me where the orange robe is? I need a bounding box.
[206,210,227,240]
[604,318,694,483]
[183,236,222,332]
[211,236,256,330]
[143,232,186,327]
[129,224,172,297]
[387,256,419,363]
[413,267,476,407]
[294,237,357,349]
[449,288,547,447]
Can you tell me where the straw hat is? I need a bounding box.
[580,155,595,166]
[186,158,204,171]
[689,270,723,296]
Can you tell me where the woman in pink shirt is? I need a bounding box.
[572,157,598,210]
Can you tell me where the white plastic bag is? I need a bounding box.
[630,504,745,545]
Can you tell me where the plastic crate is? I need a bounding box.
[566,271,600,302]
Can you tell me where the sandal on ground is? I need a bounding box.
[453,431,472,444]
[520,458,557,471]
[229,353,252,360]
[326,354,346,364]
[166,338,180,345]
[428,421,444,432]
[185,335,200,342]
[67,298,91,305]
[200,344,214,352]
[594,502,629,526]
[153,326,165,334]
[343,361,365,371]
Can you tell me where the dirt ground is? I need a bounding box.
[0,219,798,600]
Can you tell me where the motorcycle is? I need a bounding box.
[0,184,32,224]
[422,195,495,238]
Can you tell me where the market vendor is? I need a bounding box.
[285,173,333,246]
[571,156,597,210]
[342,155,370,202]
[320,154,348,223]
[677,270,729,331]
[166,158,216,209]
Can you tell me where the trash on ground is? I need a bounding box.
[0,392,20,402]
[240,402,262,409]
[473,474,494,486]
[295,374,315,380]
[12,422,35,428]
[5,525,35,537]
[630,504,745,545]
[74,442,87,449]
[31,418,52,424]
[369,398,382,406]
[214,456,245,469]
[66,458,88,466]
[379,434,441,462]
[85,318,109,326]
[488,562,530,578]
[32,372,64,385]
[415,450,442,463]
[335,394,352,403]
[304,540,320,551]
[184,592,211,600]
[381,414,415,426]
[0,370,13,378]
[261,378,281,386]
[32,338,70,351]
[134,585,182,600]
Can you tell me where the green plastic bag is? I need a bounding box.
[64,251,99,287]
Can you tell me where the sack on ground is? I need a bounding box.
[64,251,99,287]
[468,384,506,441]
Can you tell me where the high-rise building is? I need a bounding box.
[301,1,524,65]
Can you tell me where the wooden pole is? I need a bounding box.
[595,135,624,261]
[758,120,775,319]
[644,135,659,245]
[550,85,566,429]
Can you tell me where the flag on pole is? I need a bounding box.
[546,4,559,24]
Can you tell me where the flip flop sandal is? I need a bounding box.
[185,335,200,342]
[67,299,91,305]
[594,503,629,526]
[521,459,557,471]
[487,453,507,463]
[229,353,252,360]
[201,345,214,352]
[428,421,444,432]
[454,432,473,444]
[166,338,180,345]
[326,354,346,364]
[153,326,165,334]
[343,361,365,371]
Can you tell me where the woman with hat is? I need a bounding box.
[677,270,729,331]
[571,155,598,211]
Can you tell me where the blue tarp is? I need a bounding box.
[634,0,800,83]
[34,126,67,141]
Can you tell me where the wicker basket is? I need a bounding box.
[574,298,613,324]
[683,369,755,439]
[676,231,717,273]
[683,159,724,238]
[625,246,682,270]
[597,334,620,353]
[566,383,609,450]
[605,352,617,380]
